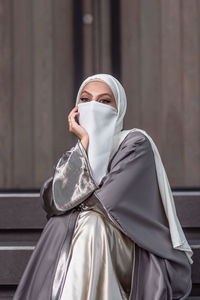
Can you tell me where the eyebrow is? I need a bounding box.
[80,90,113,98]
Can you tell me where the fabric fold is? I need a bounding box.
[42,141,98,217]
[59,209,134,300]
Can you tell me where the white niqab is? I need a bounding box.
[75,73,193,265]
[77,100,118,186]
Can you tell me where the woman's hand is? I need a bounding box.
[68,106,89,151]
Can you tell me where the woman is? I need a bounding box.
[13,74,193,300]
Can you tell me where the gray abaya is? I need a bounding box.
[13,130,192,300]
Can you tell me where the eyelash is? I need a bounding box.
[80,97,111,104]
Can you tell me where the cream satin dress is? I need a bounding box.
[59,197,134,300]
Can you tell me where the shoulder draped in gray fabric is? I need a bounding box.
[13,131,192,300]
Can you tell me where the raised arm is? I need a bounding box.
[40,140,98,220]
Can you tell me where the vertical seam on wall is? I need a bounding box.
[10,0,14,186]
[30,0,35,185]
[73,0,83,95]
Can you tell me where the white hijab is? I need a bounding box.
[75,73,193,264]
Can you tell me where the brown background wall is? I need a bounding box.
[0,0,200,189]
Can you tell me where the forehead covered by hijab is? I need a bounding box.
[75,74,127,132]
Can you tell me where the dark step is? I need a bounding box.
[0,191,199,297]
[0,191,200,229]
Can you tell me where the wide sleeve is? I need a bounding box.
[40,140,98,220]
[94,131,189,263]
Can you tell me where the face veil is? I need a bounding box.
[75,74,128,186]
[77,100,118,186]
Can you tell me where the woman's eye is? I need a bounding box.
[80,97,90,102]
[80,97,111,104]
[99,99,111,104]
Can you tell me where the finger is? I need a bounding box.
[68,109,79,132]
[68,106,78,119]
[68,115,76,131]
[68,111,79,123]
[70,113,79,125]
[72,111,79,118]
[68,109,75,120]
[69,111,79,127]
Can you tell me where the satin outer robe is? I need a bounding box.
[13,131,192,300]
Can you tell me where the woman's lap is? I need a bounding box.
[59,210,134,300]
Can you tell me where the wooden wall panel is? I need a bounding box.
[120,0,200,188]
[100,0,112,73]
[160,0,184,186]
[0,0,75,189]
[140,0,162,148]
[82,0,112,76]
[33,0,54,187]
[182,0,200,187]
[82,0,93,76]
[120,0,142,129]
[0,0,200,189]
[0,0,12,187]
[52,0,75,160]
[13,0,33,187]
[121,0,163,151]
